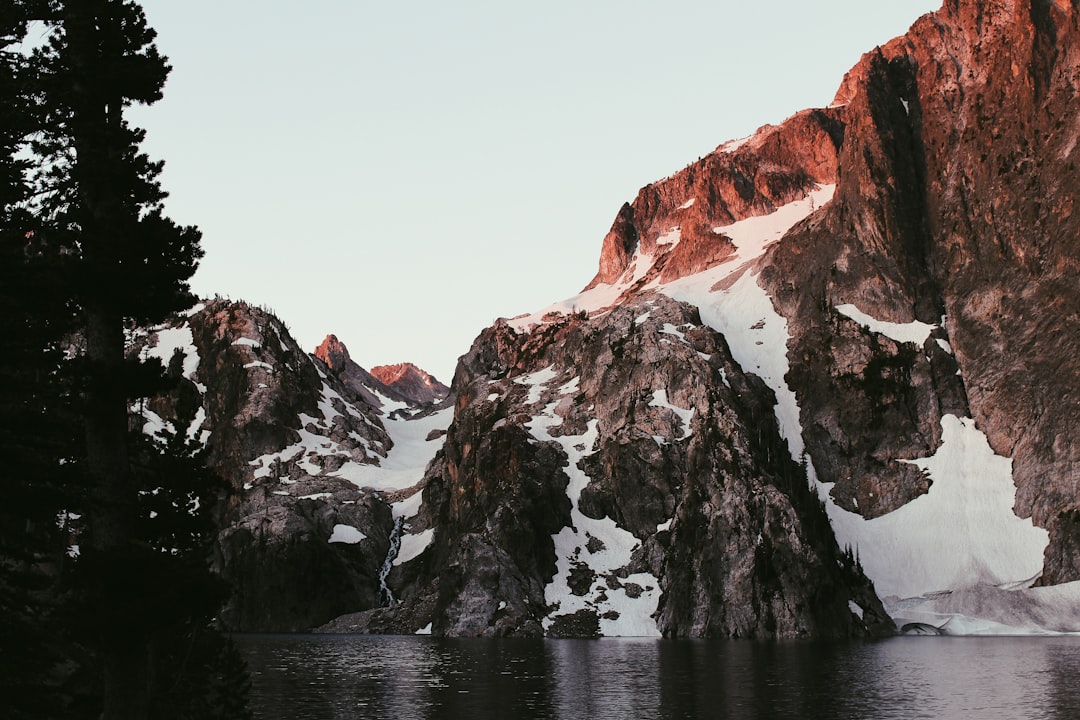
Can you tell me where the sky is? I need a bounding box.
[130,1,940,383]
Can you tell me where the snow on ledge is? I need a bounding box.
[648,389,694,441]
[393,528,434,566]
[720,135,752,153]
[328,524,367,544]
[514,366,559,405]
[834,303,936,346]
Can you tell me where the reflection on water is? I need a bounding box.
[236,634,1080,720]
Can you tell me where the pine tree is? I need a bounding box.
[4,2,253,715]
[26,2,254,718]
[0,3,84,717]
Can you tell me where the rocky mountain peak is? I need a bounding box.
[434,0,1080,636]
[370,363,449,406]
[313,334,450,410]
[314,333,350,371]
[583,107,844,296]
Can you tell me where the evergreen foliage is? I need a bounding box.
[1,1,251,717]
[0,4,83,717]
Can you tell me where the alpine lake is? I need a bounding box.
[235,633,1080,719]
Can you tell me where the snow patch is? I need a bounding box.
[825,415,1048,601]
[528,405,662,637]
[145,325,206,392]
[393,528,435,566]
[328,524,366,544]
[514,366,559,406]
[890,582,1080,635]
[392,491,425,520]
[720,135,752,153]
[186,406,211,446]
[834,303,936,346]
[648,389,694,441]
[660,324,688,342]
[333,407,452,492]
[655,227,681,246]
[709,184,836,261]
[678,198,696,210]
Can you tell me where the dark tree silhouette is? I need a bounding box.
[33,2,205,716]
[0,1,250,717]
[0,4,84,717]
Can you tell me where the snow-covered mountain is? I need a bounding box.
[138,0,1080,637]
[130,299,451,631]
[353,0,1078,638]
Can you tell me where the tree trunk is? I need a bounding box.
[84,305,152,720]
[67,0,151,711]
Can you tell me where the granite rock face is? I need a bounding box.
[763,0,1080,579]
[138,0,1080,638]
[359,0,1079,636]
[370,363,449,407]
[133,300,434,631]
[324,296,891,639]
[573,0,1080,583]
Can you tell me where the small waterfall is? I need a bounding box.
[378,516,404,606]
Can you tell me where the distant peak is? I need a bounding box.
[314,334,350,371]
[371,363,450,404]
[371,362,440,388]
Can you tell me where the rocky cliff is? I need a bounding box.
[131,299,451,631]
[342,296,891,638]
[347,0,1078,637]
[761,0,1080,596]
[138,0,1080,638]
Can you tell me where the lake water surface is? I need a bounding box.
[236,634,1080,719]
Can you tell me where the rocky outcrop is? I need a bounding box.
[132,300,448,631]
[762,0,1080,579]
[586,109,844,292]
[896,0,1080,586]
[336,296,891,638]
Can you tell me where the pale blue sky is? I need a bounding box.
[132,1,939,382]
